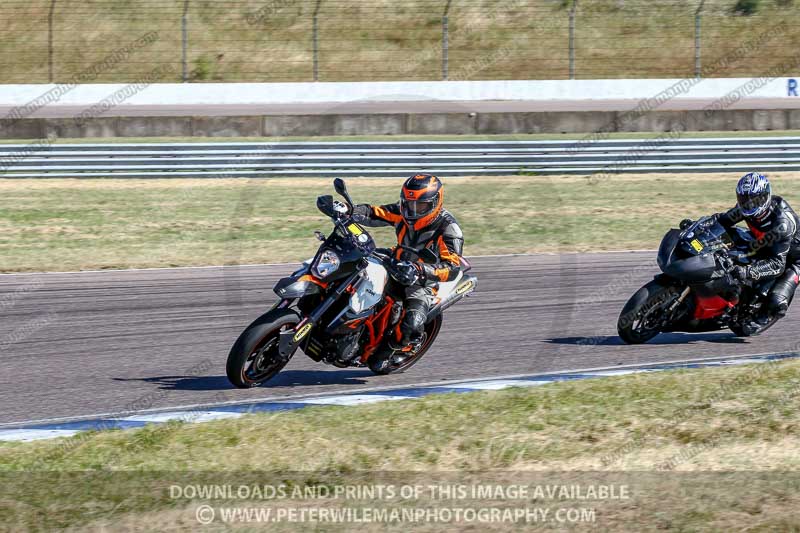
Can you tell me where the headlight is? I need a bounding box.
[312,249,340,278]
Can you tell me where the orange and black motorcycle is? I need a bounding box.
[226,179,477,388]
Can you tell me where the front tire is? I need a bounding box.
[618,280,683,345]
[368,315,443,375]
[226,308,301,388]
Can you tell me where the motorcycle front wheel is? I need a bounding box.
[618,280,683,345]
[226,308,301,388]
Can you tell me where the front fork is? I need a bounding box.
[276,271,362,359]
[651,285,691,331]
[667,286,691,315]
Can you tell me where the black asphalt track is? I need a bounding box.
[1,252,797,425]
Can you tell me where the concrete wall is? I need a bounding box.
[1,77,799,110]
[2,108,800,139]
[2,77,800,138]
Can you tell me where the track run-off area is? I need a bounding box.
[2,252,800,428]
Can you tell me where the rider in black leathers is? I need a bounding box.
[684,172,800,331]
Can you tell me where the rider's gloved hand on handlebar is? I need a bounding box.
[730,265,750,283]
[390,259,422,286]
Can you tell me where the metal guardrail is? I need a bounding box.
[2,137,800,178]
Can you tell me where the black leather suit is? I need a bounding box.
[715,195,800,317]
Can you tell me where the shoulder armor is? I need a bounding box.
[777,212,798,239]
[439,210,462,238]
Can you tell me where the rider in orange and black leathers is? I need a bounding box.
[352,174,464,351]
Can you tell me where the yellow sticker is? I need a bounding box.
[456,280,475,295]
[293,323,313,343]
[690,239,704,252]
[347,223,363,236]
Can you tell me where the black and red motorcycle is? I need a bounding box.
[227,178,478,387]
[618,216,783,344]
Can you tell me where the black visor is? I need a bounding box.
[401,197,435,220]
[737,189,770,217]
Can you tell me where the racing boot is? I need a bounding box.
[737,317,765,336]
[389,300,427,353]
[390,332,426,353]
[740,269,797,335]
[737,308,777,336]
[389,335,427,370]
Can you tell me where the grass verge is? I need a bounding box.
[2,359,800,530]
[4,172,800,272]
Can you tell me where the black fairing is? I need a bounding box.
[657,219,730,283]
[310,217,376,283]
[656,229,681,272]
[660,252,719,283]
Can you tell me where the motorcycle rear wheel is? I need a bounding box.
[368,315,443,375]
[226,308,300,388]
[618,280,683,345]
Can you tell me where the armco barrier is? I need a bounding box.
[2,137,800,178]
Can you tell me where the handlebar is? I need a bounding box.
[717,252,735,272]
[371,249,392,261]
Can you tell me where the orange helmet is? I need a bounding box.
[401,174,443,230]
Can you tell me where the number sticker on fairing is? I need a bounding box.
[690,239,704,252]
[347,223,364,236]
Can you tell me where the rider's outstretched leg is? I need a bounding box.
[390,285,432,352]
[767,264,800,319]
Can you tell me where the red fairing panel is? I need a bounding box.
[693,294,737,320]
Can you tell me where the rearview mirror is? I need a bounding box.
[333,178,354,208]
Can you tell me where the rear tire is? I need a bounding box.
[368,315,443,375]
[226,308,301,388]
[618,280,683,345]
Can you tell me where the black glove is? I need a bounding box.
[730,265,749,283]
[351,204,370,222]
[390,260,421,286]
[679,219,694,230]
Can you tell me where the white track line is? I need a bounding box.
[1,351,793,430]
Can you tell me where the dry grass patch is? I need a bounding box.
[5,172,800,271]
[2,0,799,82]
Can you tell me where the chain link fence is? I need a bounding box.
[0,0,798,84]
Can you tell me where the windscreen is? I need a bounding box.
[682,217,732,255]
